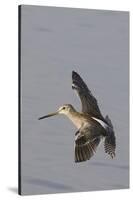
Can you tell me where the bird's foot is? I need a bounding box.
[75,130,80,136]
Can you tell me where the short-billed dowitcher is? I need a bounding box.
[39,71,116,162]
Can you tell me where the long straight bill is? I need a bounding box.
[38,112,58,120]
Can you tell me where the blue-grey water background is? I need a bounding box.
[20,5,129,195]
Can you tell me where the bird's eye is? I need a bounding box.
[62,107,65,110]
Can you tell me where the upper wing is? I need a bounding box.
[72,71,103,119]
[75,124,102,163]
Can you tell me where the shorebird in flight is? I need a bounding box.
[39,71,116,162]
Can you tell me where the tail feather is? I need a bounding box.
[104,135,116,158]
[105,115,113,128]
[104,115,116,158]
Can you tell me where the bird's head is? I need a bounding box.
[38,104,74,120]
[58,104,74,114]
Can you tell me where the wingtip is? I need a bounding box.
[72,70,80,78]
[72,70,76,75]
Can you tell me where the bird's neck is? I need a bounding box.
[66,110,83,129]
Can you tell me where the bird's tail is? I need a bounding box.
[75,137,100,162]
[104,115,116,158]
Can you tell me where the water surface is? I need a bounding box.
[20,5,129,195]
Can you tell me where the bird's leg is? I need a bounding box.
[75,126,84,136]
[75,130,80,136]
[75,129,81,141]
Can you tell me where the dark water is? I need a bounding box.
[20,5,129,195]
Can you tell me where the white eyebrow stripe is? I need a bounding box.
[92,117,108,129]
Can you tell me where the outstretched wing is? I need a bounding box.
[72,71,103,119]
[75,136,101,162]
[75,124,102,163]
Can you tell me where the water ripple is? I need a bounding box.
[90,161,129,170]
[26,178,74,191]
